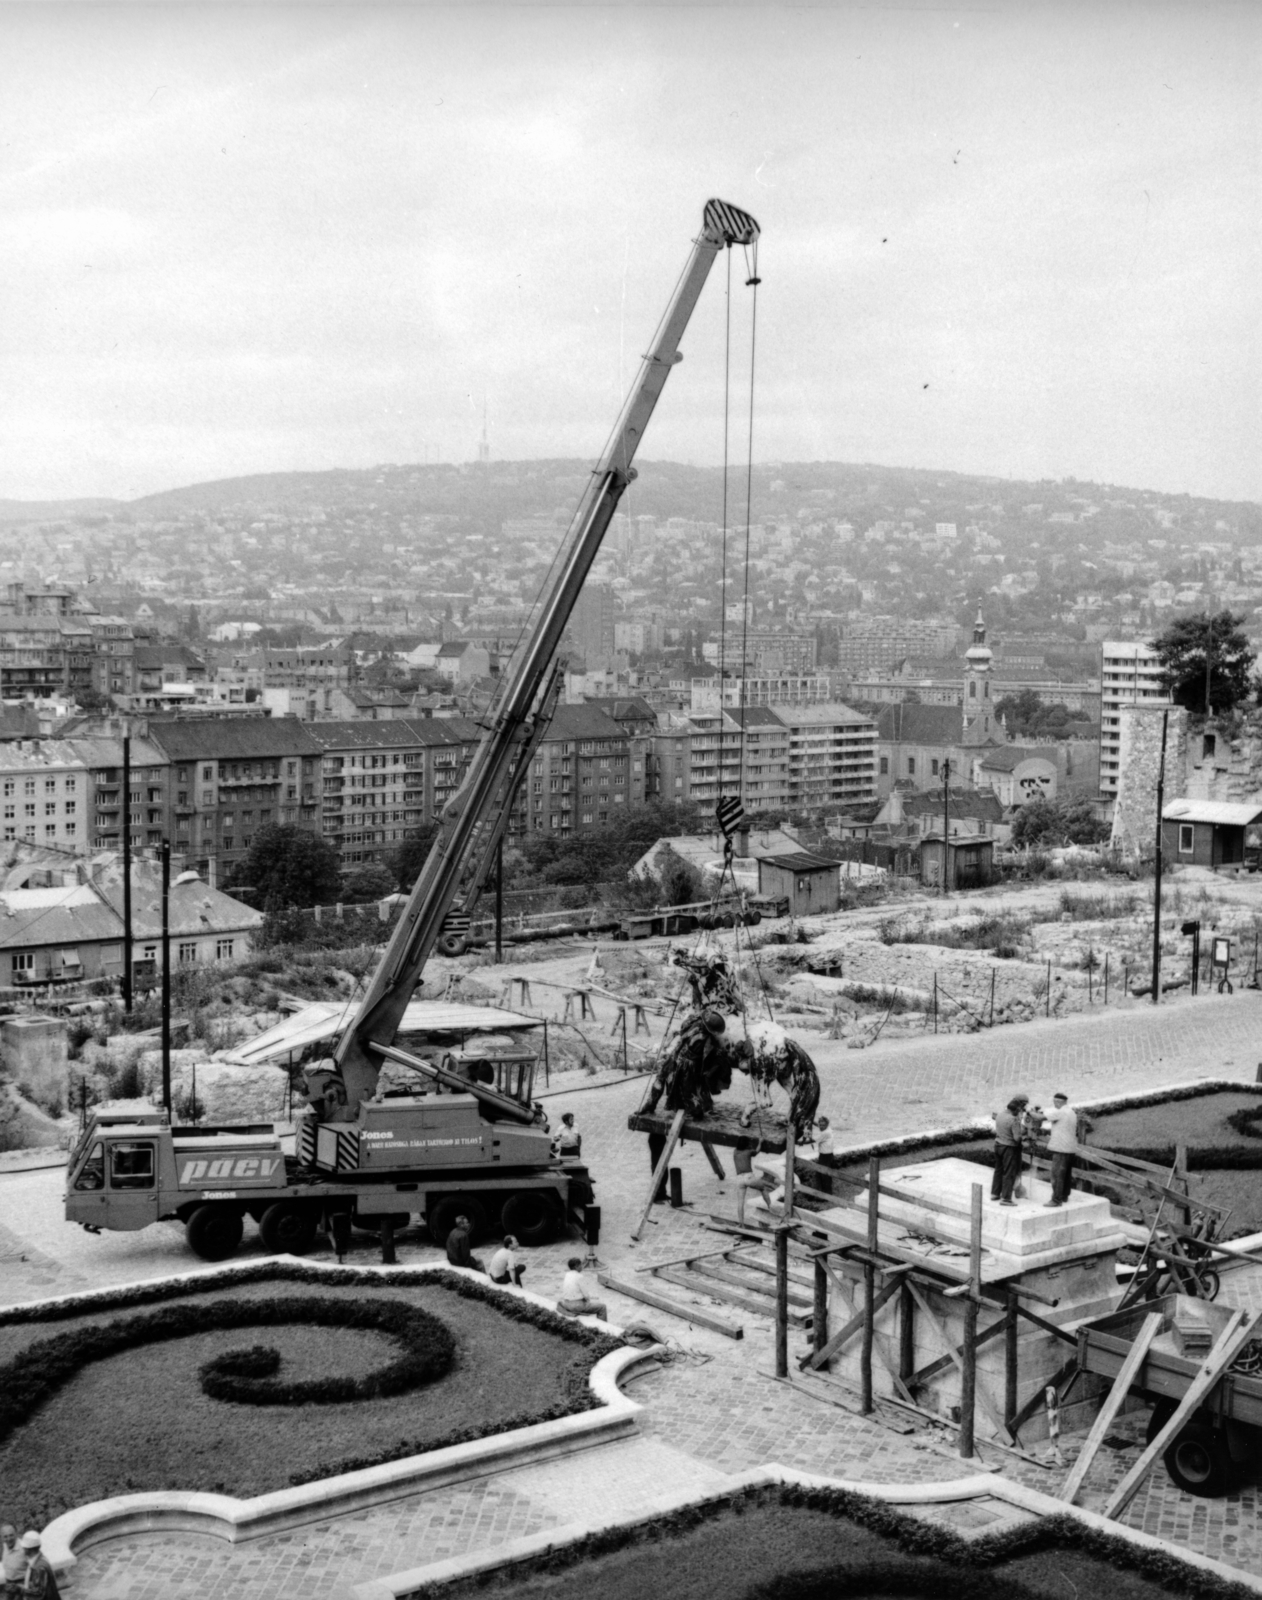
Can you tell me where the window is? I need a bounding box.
[64,800,75,815]
[23,804,34,819]
[907,757,916,776]
[1204,733,1217,759]
[202,765,213,780]
[178,942,198,964]
[65,776,76,792]
[11,951,34,972]
[73,1141,104,1192]
[44,778,56,794]
[109,1142,155,1189]
[215,938,235,961]
[1178,824,1194,855]
[931,759,939,777]
[2,782,11,798]
[23,780,34,796]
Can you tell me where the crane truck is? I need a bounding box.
[65,197,762,1262]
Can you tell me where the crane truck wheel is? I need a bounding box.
[427,1194,487,1246]
[186,1204,244,1262]
[1163,1421,1234,1497]
[259,1202,319,1255]
[437,933,470,957]
[500,1190,559,1247]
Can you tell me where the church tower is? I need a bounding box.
[962,604,994,742]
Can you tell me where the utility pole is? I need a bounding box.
[1205,612,1214,717]
[941,757,951,894]
[122,733,133,1013]
[1152,709,1169,1006]
[494,837,504,963]
[161,838,172,1114]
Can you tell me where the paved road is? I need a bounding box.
[4,986,1261,1597]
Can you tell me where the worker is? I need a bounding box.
[1039,1092,1079,1207]
[17,1533,59,1600]
[732,1135,774,1226]
[556,1256,607,1320]
[990,1094,1029,1207]
[2,1525,25,1598]
[445,1215,484,1273]
[488,1235,525,1287]
[813,1115,836,1165]
[552,1112,581,1159]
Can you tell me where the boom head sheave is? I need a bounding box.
[703,199,760,247]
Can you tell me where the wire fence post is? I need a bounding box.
[988,967,995,1028]
[933,973,938,1034]
[1046,960,1052,1018]
[1104,951,1109,1005]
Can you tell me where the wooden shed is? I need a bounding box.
[918,833,995,891]
[755,852,842,916]
[1162,799,1262,872]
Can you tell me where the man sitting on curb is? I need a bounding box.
[445,1214,484,1273]
[488,1235,525,1287]
[556,1256,607,1320]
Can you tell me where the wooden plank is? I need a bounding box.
[725,1249,815,1290]
[1061,1311,1163,1506]
[779,1369,917,1434]
[596,1271,743,1339]
[653,1264,811,1325]
[700,1139,726,1179]
[633,1245,732,1275]
[907,1313,1008,1389]
[631,1108,685,1242]
[689,1258,814,1308]
[1103,1309,1261,1520]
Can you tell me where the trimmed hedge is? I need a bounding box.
[403,1482,1260,1600]
[1,1294,455,1439]
[0,1264,623,1495]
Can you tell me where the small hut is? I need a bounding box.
[755,852,841,916]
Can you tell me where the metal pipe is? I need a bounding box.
[122,733,133,1013]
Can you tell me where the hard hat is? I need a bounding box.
[20,1531,40,1550]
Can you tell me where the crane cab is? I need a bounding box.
[439,1048,538,1111]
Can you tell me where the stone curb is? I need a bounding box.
[350,1462,1262,1600]
[30,1258,648,1580]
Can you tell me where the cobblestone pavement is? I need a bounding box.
[3,988,1261,1595]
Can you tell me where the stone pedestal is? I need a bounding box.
[1,1014,68,1112]
[822,1157,1127,1443]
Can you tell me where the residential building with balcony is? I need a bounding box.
[1100,640,1169,798]
[775,702,879,812]
[509,703,647,837]
[145,717,325,883]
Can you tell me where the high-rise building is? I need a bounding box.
[1100,641,1170,797]
[569,584,617,667]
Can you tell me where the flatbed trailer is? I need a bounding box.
[1077,1292,1262,1495]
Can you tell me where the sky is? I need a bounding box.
[2,3,1259,505]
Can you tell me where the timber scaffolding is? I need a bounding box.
[620,1109,1262,1488]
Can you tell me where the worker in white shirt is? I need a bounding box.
[556,1256,607,1320]
[488,1235,525,1286]
[1040,1092,1079,1207]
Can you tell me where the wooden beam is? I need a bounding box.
[861,1154,879,1413]
[1009,1355,1080,1436]
[959,1182,982,1458]
[906,1313,1007,1389]
[634,1245,732,1275]
[632,1108,686,1242]
[700,1139,726,1179]
[813,1256,829,1368]
[905,1278,1014,1446]
[654,1264,811,1325]
[802,1269,909,1371]
[689,1258,813,1308]
[1061,1311,1163,1506]
[596,1271,743,1338]
[1103,1309,1261,1520]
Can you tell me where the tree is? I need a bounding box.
[340,863,395,903]
[1010,797,1109,848]
[1151,610,1257,714]
[229,825,342,908]
[994,691,1077,739]
[388,824,439,891]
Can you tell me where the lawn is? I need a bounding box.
[0,1267,616,1530]
[414,1490,1255,1600]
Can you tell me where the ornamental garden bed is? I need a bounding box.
[414,1483,1258,1600]
[0,1263,619,1532]
[831,1085,1262,1234]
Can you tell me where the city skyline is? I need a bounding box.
[3,4,1259,505]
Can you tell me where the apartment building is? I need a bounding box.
[510,703,648,837]
[145,717,325,881]
[729,706,792,811]
[834,616,959,676]
[72,735,169,854]
[0,743,89,852]
[1100,640,1169,798]
[306,718,480,866]
[777,702,879,811]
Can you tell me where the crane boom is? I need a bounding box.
[334,198,760,1113]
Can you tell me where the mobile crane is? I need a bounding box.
[65,198,761,1261]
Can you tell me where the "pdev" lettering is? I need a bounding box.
[180,1156,282,1183]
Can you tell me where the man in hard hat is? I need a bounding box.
[18,1532,60,1599]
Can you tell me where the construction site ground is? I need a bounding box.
[5,891,1262,1598]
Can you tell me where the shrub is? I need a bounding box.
[108,1056,145,1100]
[1058,888,1138,920]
